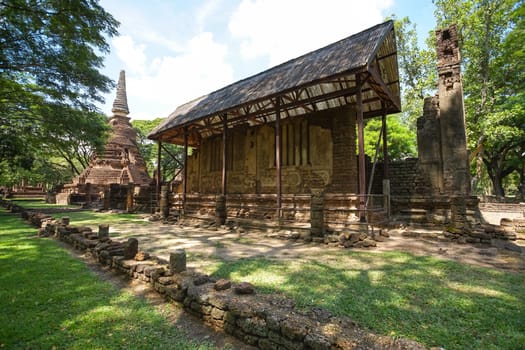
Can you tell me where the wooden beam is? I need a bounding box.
[221,114,228,196]
[183,127,188,212]
[156,140,162,207]
[275,98,282,219]
[356,75,366,222]
[368,66,401,111]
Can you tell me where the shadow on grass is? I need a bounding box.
[206,251,524,349]
[0,210,211,350]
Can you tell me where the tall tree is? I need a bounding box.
[389,16,437,129]
[0,0,119,185]
[434,0,525,196]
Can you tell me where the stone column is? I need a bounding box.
[98,224,110,239]
[310,190,324,237]
[160,185,170,218]
[215,194,226,226]
[169,249,187,274]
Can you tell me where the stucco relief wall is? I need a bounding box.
[185,106,357,195]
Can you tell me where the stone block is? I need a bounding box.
[169,249,187,273]
[98,224,109,239]
[123,238,138,259]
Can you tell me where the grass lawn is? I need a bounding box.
[199,253,525,349]
[0,208,212,350]
[8,199,525,349]
[9,199,149,226]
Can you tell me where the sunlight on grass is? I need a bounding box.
[202,251,525,350]
[0,208,212,350]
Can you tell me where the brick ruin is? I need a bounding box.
[56,71,153,210]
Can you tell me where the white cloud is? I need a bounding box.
[112,35,147,74]
[229,0,393,65]
[113,31,234,120]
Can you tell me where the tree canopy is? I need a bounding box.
[433,0,525,196]
[0,0,119,186]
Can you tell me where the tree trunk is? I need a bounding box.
[484,157,505,197]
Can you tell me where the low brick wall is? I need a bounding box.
[2,201,429,350]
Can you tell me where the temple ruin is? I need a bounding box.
[149,20,400,236]
[57,70,152,209]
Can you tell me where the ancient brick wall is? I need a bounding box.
[185,106,356,195]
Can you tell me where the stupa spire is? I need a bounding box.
[112,70,129,116]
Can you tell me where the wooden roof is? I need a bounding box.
[149,20,400,146]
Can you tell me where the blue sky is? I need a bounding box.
[98,0,436,120]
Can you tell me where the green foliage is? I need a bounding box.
[0,208,212,349]
[388,15,437,128]
[132,118,184,182]
[0,0,118,186]
[434,0,525,196]
[364,116,417,160]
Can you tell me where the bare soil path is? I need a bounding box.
[99,219,525,274]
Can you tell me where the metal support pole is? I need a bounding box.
[275,99,282,219]
[356,75,366,222]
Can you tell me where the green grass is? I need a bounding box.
[9,199,149,226]
[0,208,213,350]
[7,199,525,349]
[200,253,525,349]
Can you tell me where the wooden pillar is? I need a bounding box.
[356,75,366,222]
[275,98,282,219]
[221,115,228,196]
[156,140,162,206]
[182,127,188,213]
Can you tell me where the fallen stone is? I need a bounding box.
[135,251,150,261]
[234,282,255,295]
[123,238,138,259]
[214,279,232,291]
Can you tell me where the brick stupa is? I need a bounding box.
[75,70,151,186]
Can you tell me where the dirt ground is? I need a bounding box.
[68,217,524,349]
[101,219,525,274]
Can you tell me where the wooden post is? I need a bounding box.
[356,75,366,222]
[156,140,162,208]
[275,98,282,219]
[183,127,188,213]
[221,115,228,196]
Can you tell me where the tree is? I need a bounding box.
[388,15,437,129]
[364,16,435,162]
[364,116,417,161]
[132,118,185,183]
[434,0,525,196]
[0,0,119,186]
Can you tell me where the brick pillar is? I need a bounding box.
[215,194,226,226]
[98,224,110,239]
[310,190,324,237]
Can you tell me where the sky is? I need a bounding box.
[98,0,436,121]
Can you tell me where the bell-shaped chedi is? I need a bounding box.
[75,70,151,186]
